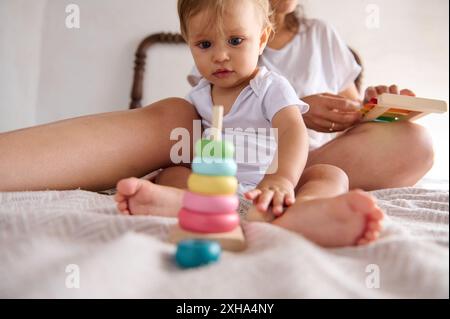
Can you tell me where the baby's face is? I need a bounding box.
[187,0,269,89]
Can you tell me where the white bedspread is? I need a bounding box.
[0,187,448,299]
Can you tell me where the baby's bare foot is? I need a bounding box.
[114,178,184,217]
[272,190,384,248]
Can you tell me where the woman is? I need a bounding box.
[262,0,433,190]
[0,1,433,192]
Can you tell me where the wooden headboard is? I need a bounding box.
[130,33,363,109]
[130,32,186,109]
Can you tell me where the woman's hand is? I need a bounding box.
[302,85,416,133]
[302,93,362,133]
[364,85,416,103]
[245,175,295,216]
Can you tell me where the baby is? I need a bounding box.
[114,0,384,247]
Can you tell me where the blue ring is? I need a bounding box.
[175,240,222,268]
[192,157,237,176]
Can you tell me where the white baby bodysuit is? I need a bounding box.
[185,66,309,189]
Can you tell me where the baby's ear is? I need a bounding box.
[259,26,271,55]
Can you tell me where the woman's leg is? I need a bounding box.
[155,166,191,189]
[272,164,384,247]
[0,98,199,192]
[306,122,434,191]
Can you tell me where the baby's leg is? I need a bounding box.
[114,166,191,216]
[115,178,184,217]
[272,164,384,247]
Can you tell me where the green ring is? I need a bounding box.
[195,139,234,159]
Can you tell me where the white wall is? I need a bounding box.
[0,0,448,179]
[303,0,449,180]
[0,0,47,131]
[36,0,190,124]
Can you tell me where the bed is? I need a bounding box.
[0,187,448,298]
[0,34,448,299]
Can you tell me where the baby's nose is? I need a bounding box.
[212,46,230,63]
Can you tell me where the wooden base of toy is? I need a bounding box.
[169,224,246,252]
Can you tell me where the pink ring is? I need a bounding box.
[179,208,240,233]
[183,192,239,214]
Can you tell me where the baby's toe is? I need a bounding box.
[116,178,141,196]
[369,206,384,220]
[368,220,383,232]
[357,238,369,246]
[117,201,129,212]
[114,193,125,202]
[357,230,379,245]
[363,230,379,242]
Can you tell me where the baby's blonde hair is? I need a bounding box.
[178,0,273,39]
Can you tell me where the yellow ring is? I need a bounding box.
[188,174,238,196]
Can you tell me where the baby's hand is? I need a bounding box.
[245,176,295,216]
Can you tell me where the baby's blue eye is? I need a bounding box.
[198,41,212,49]
[228,37,243,46]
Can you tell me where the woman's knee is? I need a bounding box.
[406,122,434,166]
[302,164,349,187]
[142,98,199,126]
[388,122,434,171]
[141,97,199,144]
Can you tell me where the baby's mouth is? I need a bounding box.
[213,69,234,79]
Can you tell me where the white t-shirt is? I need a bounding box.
[260,19,362,150]
[186,66,309,188]
[188,19,362,151]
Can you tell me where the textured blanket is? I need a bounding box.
[0,188,448,299]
